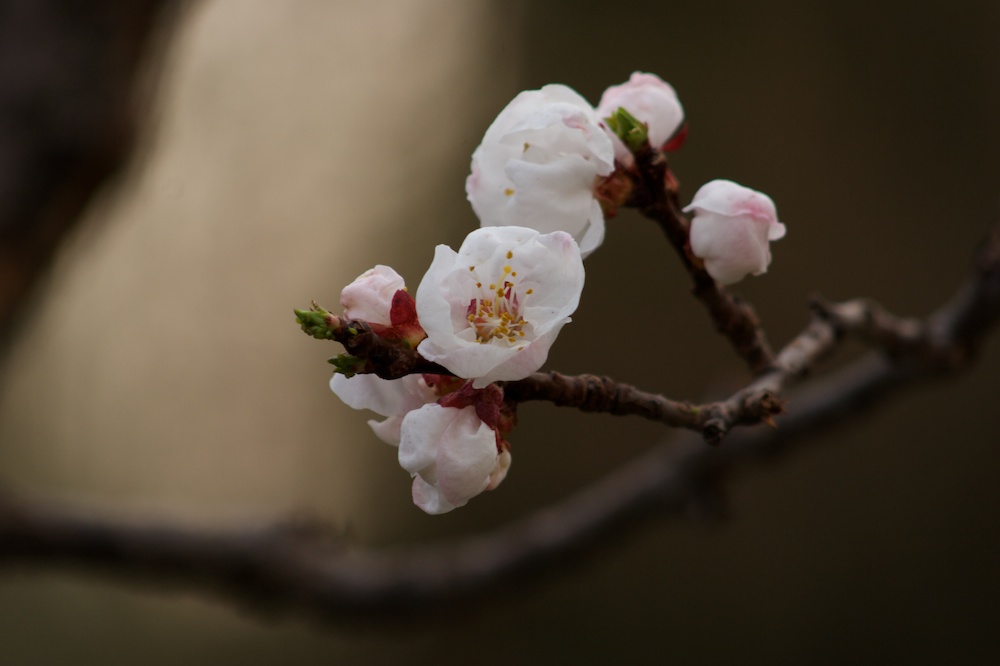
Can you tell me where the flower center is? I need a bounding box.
[466,252,533,346]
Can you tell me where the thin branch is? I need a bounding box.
[812,297,930,361]
[301,294,961,445]
[2,218,998,620]
[504,371,782,445]
[295,310,447,379]
[627,144,776,375]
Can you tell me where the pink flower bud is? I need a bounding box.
[683,180,787,285]
[340,265,405,326]
[597,72,685,162]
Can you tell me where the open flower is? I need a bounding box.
[597,72,685,163]
[398,403,511,514]
[466,84,615,258]
[415,226,585,388]
[330,373,437,445]
[683,179,787,285]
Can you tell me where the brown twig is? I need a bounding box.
[504,372,783,445]
[306,296,948,445]
[626,143,776,375]
[503,309,839,444]
[336,320,448,379]
[296,309,448,379]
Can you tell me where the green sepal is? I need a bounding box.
[605,107,649,153]
[328,354,367,377]
[295,304,338,340]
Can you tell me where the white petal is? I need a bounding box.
[479,85,595,149]
[330,373,431,417]
[414,245,465,354]
[367,416,403,446]
[689,213,771,285]
[411,475,457,515]
[486,448,512,491]
[433,408,498,505]
[331,374,435,445]
[469,325,563,388]
[683,179,778,222]
[398,403,451,475]
[503,155,605,250]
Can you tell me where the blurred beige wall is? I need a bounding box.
[0,0,521,526]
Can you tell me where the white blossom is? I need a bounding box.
[597,71,685,163]
[466,84,615,258]
[398,403,510,514]
[415,226,585,388]
[683,179,787,285]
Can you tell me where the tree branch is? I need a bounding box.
[0,0,182,342]
[0,351,945,619]
[2,217,998,620]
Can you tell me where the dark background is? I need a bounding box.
[1,0,998,663]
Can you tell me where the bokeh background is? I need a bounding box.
[1,0,999,663]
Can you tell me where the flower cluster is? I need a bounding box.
[315,71,788,514]
[464,72,784,283]
[332,227,583,514]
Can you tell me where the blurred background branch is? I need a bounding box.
[2,211,998,618]
[0,0,181,342]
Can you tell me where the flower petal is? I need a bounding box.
[330,373,436,445]
[411,475,457,515]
